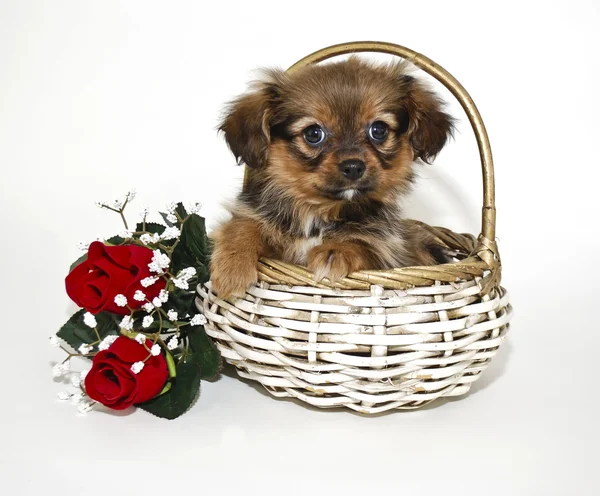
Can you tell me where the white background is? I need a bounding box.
[1,0,599,494]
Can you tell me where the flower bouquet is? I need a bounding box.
[51,192,221,419]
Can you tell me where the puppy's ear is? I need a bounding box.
[219,73,283,168]
[400,75,454,163]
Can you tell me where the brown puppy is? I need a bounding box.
[211,57,454,297]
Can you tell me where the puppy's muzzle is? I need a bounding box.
[339,159,365,181]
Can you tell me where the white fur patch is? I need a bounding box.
[342,189,357,201]
[302,214,317,238]
[294,236,322,265]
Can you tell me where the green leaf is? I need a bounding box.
[57,310,120,352]
[69,254,87,273]
[171,213,211,284]
[131,314,162,333]
[137,363,201,420]
[68,236,125,273]
[185,326,222,380]
[175,202,188,219]
[106,235,125,246]
[167,288,196,318]
[135,222,166,236]
[135,290,195,333]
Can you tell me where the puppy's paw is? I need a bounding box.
[307,244,365,283]
[210,255,258,298]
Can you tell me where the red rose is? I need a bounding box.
[65,241,166,315]
[84,336,169,410]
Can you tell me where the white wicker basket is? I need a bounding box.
[195,41,512,414]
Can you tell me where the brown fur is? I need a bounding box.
[211,57,454,297]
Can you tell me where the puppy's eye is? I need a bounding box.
[303,125,326,145]
[369,121,389,142]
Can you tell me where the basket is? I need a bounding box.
[196,41,512,414]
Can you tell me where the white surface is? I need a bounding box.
[1,1,599,494]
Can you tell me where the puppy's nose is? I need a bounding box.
[339,160,365,181]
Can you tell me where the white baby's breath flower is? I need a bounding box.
[159,289,169,303]
[142,302,155,313]
[161,226,180,240]
[150,344,161,356]
[76,240,90,251]
[151,297,162,308]
[98,335,118,351]
[167,335,179,350]
[166,213,177,224]
[133,290,146,302]
[173,267,196,289]
[114,294,128,307]
[78,344,93,355]
[179,267,197,279]
[135,333,147,344]
[165,201,177,214]
[112,199,123,210]
[148,250,170,274]
[52,364,65,378]
[140,233,154,245]
[167,310,178,321]
[140,206,149,220]
[52,361,70,378]
[141,276,159,288]
[172,278,189,290]
[78,401,94,414]
[71,375,81,388]
[187,202,202,215]
[119,229,133,239]
[190,314,207,326]
[140,233,162,245]
[57,391,71,401]
[95,201,107,209]
[83,312,97,328]
[71,392,84,405]
[120,315,134,331]
[142,316,153,328]
[126,189,136,202]
[131,361,145,374]
[49,336,60,348]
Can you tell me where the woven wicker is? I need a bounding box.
[196,41,512,413]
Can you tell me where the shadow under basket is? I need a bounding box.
[195,41,513,414]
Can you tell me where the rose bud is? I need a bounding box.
[65,241,166,315]
[84,336,168,410]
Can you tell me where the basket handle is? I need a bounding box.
[284,41,496,242]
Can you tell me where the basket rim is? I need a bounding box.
[251,221,501,293]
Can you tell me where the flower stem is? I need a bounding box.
[155,309,164,341]
[119,210,129,230]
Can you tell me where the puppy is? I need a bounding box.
[211,57,454,297]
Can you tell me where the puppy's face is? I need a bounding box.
[221,57,453,206]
